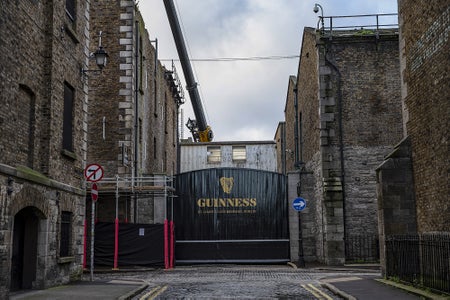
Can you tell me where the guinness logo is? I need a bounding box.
[220,177,234,194]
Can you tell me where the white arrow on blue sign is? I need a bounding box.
[292,197,307,211]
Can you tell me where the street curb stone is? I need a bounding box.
[118,283,149,300]
[320,282,357,300]
[375,279,450,300]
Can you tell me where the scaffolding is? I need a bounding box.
[85,175,176,271]
[86,175,175,224]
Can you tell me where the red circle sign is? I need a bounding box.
[91,183,98,202]
[84,163,104,182]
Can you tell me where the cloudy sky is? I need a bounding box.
[138,0,398,141]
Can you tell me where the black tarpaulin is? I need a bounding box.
[94,222,164,267]
[174,168,289,262]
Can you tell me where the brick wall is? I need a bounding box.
[88,3,180,179]
[0,0,89,297]
[287,25,403,264]
[319,31,402,262]
[398,0,450,232]
[284,76,297,172]
[87,3,181,223]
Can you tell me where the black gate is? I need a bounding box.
[174,168,289,263]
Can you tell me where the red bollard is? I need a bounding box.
[170,220,175,269]
[83,219,87,269]
[113,218,119,270]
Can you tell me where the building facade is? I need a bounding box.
[88,1,184,224]
[284,22,403,265]
[180,141,278,173]
[376,0,450,283]
[0,0,91,297]
[0,1,183,296]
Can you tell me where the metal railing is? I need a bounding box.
[385,233,450,294]
[317,13,398,39]
[345,235,380,263]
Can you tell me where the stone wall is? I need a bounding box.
[0,0,89,297]
[87,3,181,223]
[287,25,403,265]
[398,0,449,233]
[283,76,298,172]
[376,137,417,275]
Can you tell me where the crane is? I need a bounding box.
[163,0,214,142]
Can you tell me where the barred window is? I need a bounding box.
[60,211,72,257]
[232,146,246,161]
[207,146,221,163]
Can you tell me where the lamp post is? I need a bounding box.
[81,31,108,75]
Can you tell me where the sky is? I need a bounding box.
[138,0,398,142]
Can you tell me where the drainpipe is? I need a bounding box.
[134,19,139,222]
[293,85,300,168]
[324,52,347,249]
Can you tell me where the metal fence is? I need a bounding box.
[316,13,398,39]
[385,233,450,294]
[345,235,380,263]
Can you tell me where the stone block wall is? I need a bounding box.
[318,32,402,264]
[376,137,417,275]
[398,0,449,233]
[0,0,90,297]
[287,25,403,265]
[283,76,298,172]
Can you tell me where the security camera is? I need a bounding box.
[313,5,319,13]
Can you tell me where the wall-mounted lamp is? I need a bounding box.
[313,3,325,31]
[81,31,108,75]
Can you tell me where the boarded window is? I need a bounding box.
[60,211,72,257]
[232,146,246,161]
[63,82,74,152]
[207,146,221,163]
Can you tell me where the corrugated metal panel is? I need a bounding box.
[180,143,277,172]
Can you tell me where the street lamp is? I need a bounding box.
[81,31,108,75]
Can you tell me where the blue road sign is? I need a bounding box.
[292,197,306,211]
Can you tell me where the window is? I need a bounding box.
[63,82,74,152]
[60,211,72,257]
[66,0,76,21]
[139,36,143,91]
[232,146,247,161]
[207,146,221,163]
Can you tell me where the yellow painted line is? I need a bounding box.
[307,283,333,300]
[301,284,324,299]
[139,285,168,300]
[149,285,168,300]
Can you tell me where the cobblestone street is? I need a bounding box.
[90,265,380,299]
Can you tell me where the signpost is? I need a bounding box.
[293,197,307,211]
[91,183,98,202]
[84,164,103,281]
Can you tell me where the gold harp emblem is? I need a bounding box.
[220,177,234,194]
